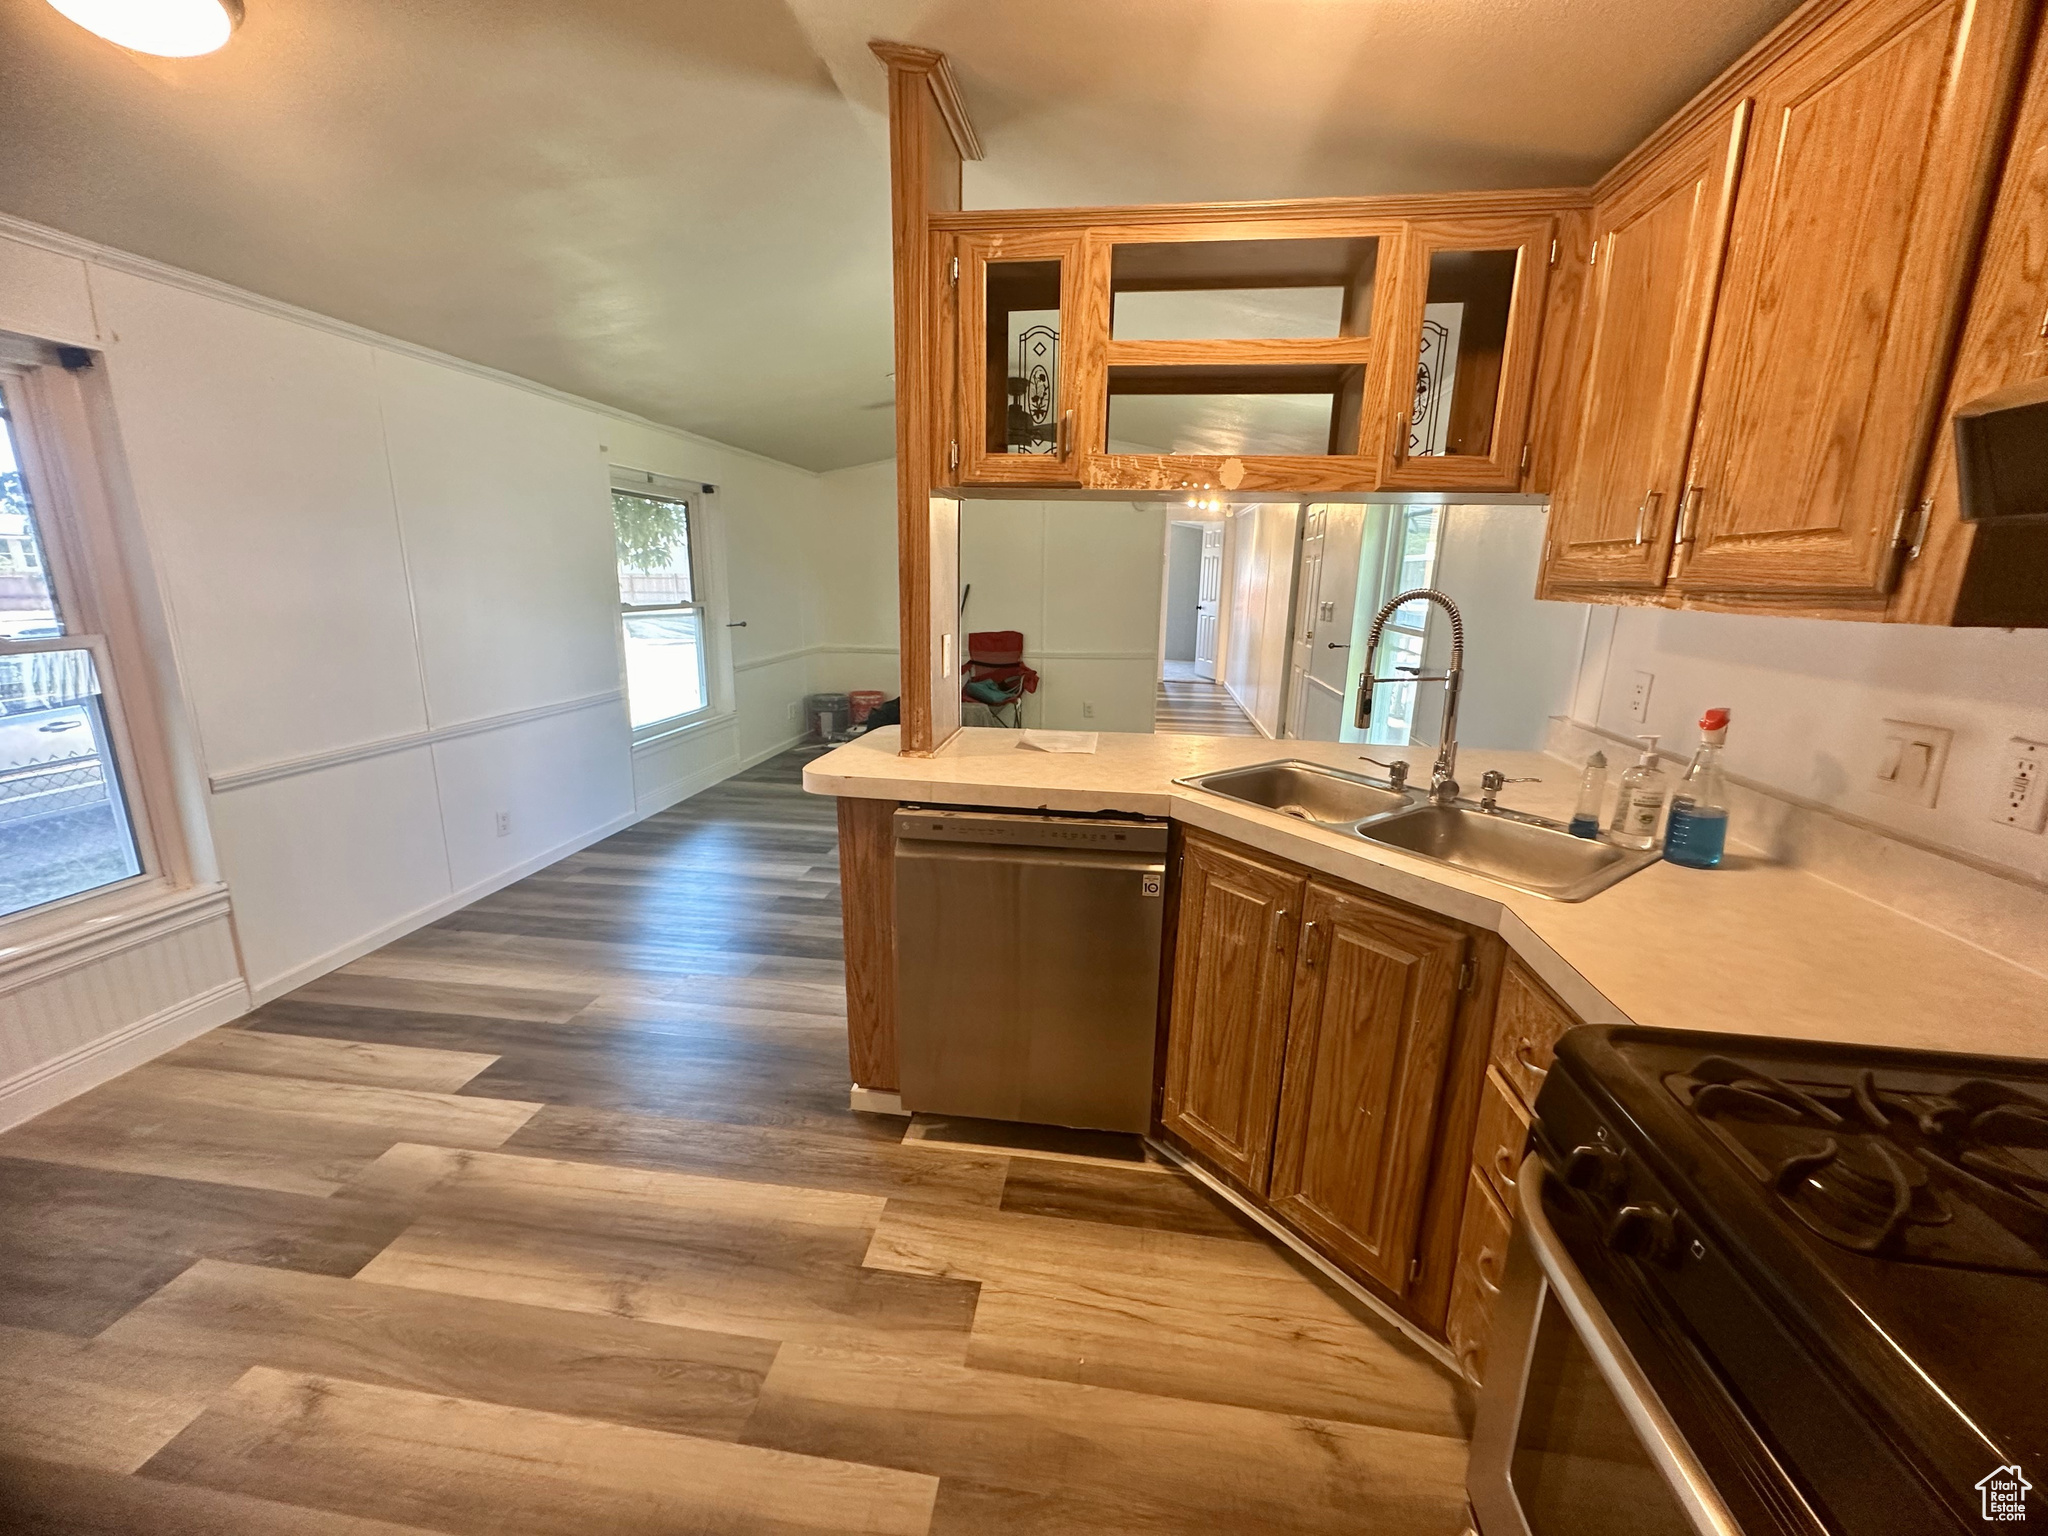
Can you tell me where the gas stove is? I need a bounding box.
[1528,1028,2048,1535]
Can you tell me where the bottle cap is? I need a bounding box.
[1700,707,1730,731]
[1636,733,1660,765]
[1587,750,1606,769]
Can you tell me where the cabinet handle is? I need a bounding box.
[1274,909,1290,952]
[1057,408,1074,459]
[1302,918,1319,963]
[1634,490,1660,547]
[1675,485,1705,547]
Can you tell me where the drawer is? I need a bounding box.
[1472,1066,1533,1209]
[1491,959,1577,1108]
[1445,1169,1514,1386]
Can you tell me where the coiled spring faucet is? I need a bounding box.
[1355,588,1465,806]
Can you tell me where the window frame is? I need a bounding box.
[611,473,716,737]
[0,357,161,927]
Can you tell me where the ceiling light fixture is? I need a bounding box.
[45,0,243,56]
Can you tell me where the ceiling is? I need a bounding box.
[0,0,1803,472]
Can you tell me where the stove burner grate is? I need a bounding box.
[1666,1056,2048,1273]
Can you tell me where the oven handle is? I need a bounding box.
[1515,1154,1745,1536]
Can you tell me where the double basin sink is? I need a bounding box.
[1177,760,1661,902]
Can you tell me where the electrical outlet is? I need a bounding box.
[1082,701,1096,719]
[787,700,800,722]
[1627,671,1654,724]
[1994,738,2048,832]
[494,810,511,838]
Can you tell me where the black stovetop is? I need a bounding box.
[1541,1027,2048,1535]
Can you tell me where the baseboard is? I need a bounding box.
[849,1085,907,1116]
[633,731,806,818]
[0,977,251,1132]
[248,807,643,1005]
[1149,1137,1461,1376]
[1223,679,1276,739]
[255,736,816,1006]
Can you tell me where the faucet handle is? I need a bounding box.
[1478,770,1541,809]
[1361,756,1410,790]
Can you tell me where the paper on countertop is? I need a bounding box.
[1017,729,1099,754]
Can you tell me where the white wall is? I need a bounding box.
[958,499,1164,732]
[1,217,849,1048]
[1224,503,1300,737]
[1423,504,1586,751]
[804,457,902,702]
[1573,602,2048,882]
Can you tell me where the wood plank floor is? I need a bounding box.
[0,749,1473,1534]
[1155,678,1261,736]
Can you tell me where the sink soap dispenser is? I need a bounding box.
[1568,751,1608,839]
[1608,735,1668,851]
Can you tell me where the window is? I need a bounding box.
[613,482,709,730]
[0,365,146,920]
[1364,505,1442,745]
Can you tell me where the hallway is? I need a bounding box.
[1155,669,1262,737]
[0,751,1469,1534]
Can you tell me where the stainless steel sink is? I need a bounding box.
[1178,760,1417,825]
[1353,804,1661,902]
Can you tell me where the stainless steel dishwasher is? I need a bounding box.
[893,807,1168,1134]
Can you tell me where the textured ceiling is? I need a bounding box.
[0,0,1802,471]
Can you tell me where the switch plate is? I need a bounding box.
[1871,720,1952,808]
[1627,672,1654,724]
[1994,738,2048,832]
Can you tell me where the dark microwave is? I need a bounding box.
[1954,376,2048,523]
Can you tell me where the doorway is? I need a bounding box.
[1157,518,1257,735]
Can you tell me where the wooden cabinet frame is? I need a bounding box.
[954,229,1098,487]
[1372,213,1557,493]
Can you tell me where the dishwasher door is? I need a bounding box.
[894,808,1168,1133]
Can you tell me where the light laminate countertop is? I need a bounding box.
[805,727,2048,1061]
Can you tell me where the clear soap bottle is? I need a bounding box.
[1608,735,1668,851]
[1568,751,1608,839]
[1665,708,1732,869]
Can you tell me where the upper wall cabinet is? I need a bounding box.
[956,231,1094,487]
[1374,214,1557,494]
[1543,107,1749,592]
[1672,0,2036,605]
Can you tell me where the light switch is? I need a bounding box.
[1871,720,1952,808]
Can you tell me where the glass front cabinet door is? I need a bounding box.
[1374,215,1556,493]
[955,231,1093,486]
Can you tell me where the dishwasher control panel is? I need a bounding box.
[894,808,1170,854]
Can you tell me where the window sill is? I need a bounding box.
[0,878,235,990]
[631,709,735,753]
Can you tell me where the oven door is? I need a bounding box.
[1467,1155,1744,1536]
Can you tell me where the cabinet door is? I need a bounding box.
[1268,880,1467,1295]
[956,231,1098,487]
[1374,214,1555,492]
[1544,106,1749,591]
[1161,836,1306,1190]
[1673,0,2035,599]
[1491,958,1576,1109]
[1444,1168,1514,1385]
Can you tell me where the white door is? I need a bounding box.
[1285,508,1324,739]
[1193,525,1223,680]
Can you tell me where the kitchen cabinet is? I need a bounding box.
[1491,957,1575,1108]
[1673,0,2034,603]
[1542,106,1749,593]
[954,230,1095,487]
[1268,881,1470,1295]
[1374,214,1557,493]
[1160,833,1306,1190]
[1444,1169,1515,1385]
[1443,956,1578,1384]
[1161,829,1501,1328]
